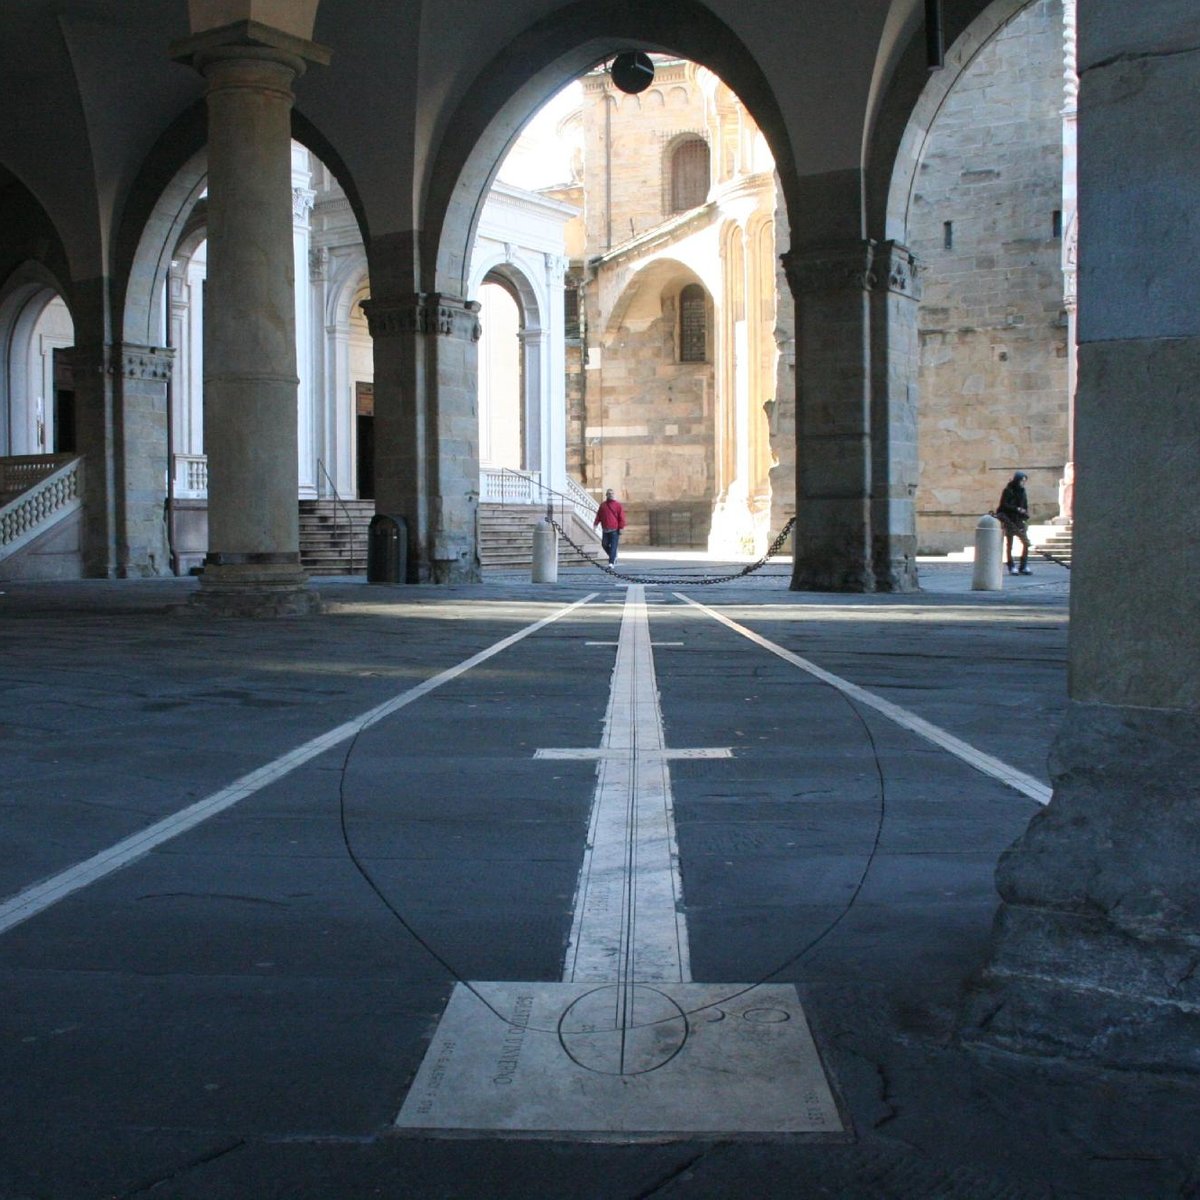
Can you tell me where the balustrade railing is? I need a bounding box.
[0,456,83,560]
[480,467,601,549]
[172,454,208,499]
[0,454,74,500]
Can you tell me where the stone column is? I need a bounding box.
[869,241,920,592]
[962,1,1200,1074]
[783,240,876,591]
[172,24,329,616]
[361,289,482,584]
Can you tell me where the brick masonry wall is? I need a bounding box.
[910,0,1069,554]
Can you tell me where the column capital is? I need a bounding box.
[874,240,922,300]
[360,294,482,342]
[63,343,176,382]
[782,240,877,295]
[170,20,331,76]
[120,344,176,382]
[782,239,921,300]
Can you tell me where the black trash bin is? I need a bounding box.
[367,514,408,583]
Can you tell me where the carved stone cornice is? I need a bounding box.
[360,294,482,342]
[783,240,921,300]
[874,241,922,300]
[121,345,176,381]
[782,241,877,295]
[65,344,175,382]
[292,187,316,221]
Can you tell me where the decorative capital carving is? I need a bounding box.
[121,345,176,381]
[783,240,921,300]
[360,294,482,342]
[875,241,922,300]
[782,241,877,295]
[292,187,315,221]
[67,343,175,382]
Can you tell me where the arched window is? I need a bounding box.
[670,138,710,213]
[678,284,707,363]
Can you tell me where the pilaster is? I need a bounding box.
[869,240,921,592]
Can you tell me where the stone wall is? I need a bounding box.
[910,0,1068,554]
[585,286,715,547]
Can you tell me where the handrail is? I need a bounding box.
[0,456,83,561]
[0,454,74,500]
[316,459,358,575]
[492,467,602,545]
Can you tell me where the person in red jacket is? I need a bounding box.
[593,488,627,565]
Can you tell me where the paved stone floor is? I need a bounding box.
[1,555,1197,1199]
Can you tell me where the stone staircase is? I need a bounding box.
[479,503,601,569]
[1032,522,1073,566]
[299,498,373,576]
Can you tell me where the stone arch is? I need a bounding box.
[591,258,715,547]
[884,0,1043,242]
[884,0,1068,555]
[420,1,798,301]
[473,258,547,475]
[0,263,75,455]
[116,103,368,348]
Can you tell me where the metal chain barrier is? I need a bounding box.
[549,516,797,585]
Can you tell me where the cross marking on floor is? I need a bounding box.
[395,584,845,1136]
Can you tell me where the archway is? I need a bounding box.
[885,0,1069,555]
[0,272,75,457]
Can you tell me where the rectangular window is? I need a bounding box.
[564,286,580,339]
[679,285,707,363]
[943,220,954,250]
[1052,209,1063,238]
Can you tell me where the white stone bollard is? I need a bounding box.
[972,514,1003,591]
[532,519,558,583]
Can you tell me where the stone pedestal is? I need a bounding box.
[362,285,482,585]
[172,23,329,616]
[962,3,1200,1075]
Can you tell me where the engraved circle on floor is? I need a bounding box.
[395,586,845,1138]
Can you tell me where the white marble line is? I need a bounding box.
[0,593,599,938]
[535,748,731,761]
[676,593,1052,806]
[557,586,720,986]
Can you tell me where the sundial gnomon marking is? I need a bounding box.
[395,585,843,1135]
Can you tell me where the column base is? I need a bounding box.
[790,561,876,592]
[960,703,1200,1076]
[188,560,323,617]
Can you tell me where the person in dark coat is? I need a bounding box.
[997,470,1032,574]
